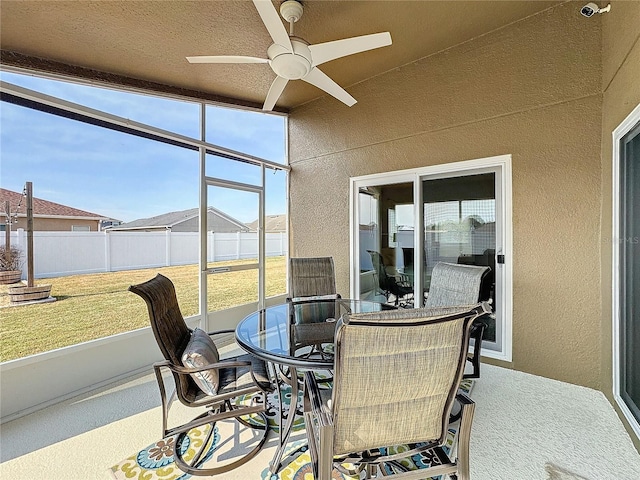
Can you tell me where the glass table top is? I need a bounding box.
[235,298,394,368]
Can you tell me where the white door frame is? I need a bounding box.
[612,102,640,439]
[350,154,513,362]
[201,176,265,331]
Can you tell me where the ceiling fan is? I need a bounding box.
[186,0,392,111]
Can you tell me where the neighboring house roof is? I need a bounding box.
[246,214,287,233]
[109,207,248,231]
[0,188,109,220]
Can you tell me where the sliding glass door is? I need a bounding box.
[614,111,640,434]
[351,156,512,361]
[422,172,503,353]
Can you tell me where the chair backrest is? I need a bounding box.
[129,274,195,396]
[425,262,490,307]
[289,257,337,298]
[330,303,489,455]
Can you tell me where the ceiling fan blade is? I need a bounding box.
[253,0,292,51]
[309,32,392,67]
[263,76,289,111]
[186,55,269,64]
[302,67,356,107]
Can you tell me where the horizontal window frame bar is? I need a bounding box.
[0,80,290,173]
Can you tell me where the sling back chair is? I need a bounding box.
[289,256,339,300]
[288,257,341,361]
[129,274,272,476]
[303,302,491,480]
[425,262,491,379]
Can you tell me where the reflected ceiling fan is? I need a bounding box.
[187,0,392,111]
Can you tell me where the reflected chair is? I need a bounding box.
[303,303,491,480]
[425,262,491,379]
[129,274,271,476]
[367,250,413,306]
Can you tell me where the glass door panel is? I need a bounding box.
[620,123,640,424]
[206,184,262,313]
[358,183,415,306]
[423,172,500,351]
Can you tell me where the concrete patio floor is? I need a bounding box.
[1,361,639,480]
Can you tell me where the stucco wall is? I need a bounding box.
[288,2,604,387]
[599,0,640,447]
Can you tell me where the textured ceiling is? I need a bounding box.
[0,1,562,112]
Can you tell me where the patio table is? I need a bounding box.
[235,297,395,474]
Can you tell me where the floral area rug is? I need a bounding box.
[110,424,219,480]
[109,382,305,480]
[110,379,473,480]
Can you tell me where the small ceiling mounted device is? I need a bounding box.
[580,2,611,17]
[186,0,392,111]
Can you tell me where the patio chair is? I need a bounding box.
[289,256,339,300]
[367,250,413,306]
[303,302,491,480]
[425,262,491,379]
[287,257,340,375]
[129,274,271,476]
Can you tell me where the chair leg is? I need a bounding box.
[464,321,486,379]
[455,393,475,480]
[317,424,334,480]
[154,365,172,437]
[173,411,269,476]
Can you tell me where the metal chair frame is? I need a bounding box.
[425,262,492,379]
[129,273,271,476]
[303,303,490,480]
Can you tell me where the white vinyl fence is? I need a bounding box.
[2,229,287,279]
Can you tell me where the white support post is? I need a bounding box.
[236,231,241,260]
[165,229,171,267]
[210,231,215,263]
[104,231,111,272]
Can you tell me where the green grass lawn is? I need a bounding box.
[0,257,286,362]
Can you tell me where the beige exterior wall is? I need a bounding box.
[9,217,100,231]
[289,2,606,388]
[599,0,640,448]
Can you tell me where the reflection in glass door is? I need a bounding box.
[422,172,501,353]
[617,120,640,429]
[205,182,263,317]
[351,155,511,361]
[358,183,415,306]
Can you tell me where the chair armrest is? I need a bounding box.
[456,390,474,407]
[289,294,341,304]
[205,328,235,336]
[156,358,252,375]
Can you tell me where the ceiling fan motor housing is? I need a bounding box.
[268,39,312,79]
[279,0,304,23]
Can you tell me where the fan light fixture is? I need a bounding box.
[186,0,392,111]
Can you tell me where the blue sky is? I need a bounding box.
[0,71,287,223]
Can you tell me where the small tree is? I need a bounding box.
[0,245,23,272]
